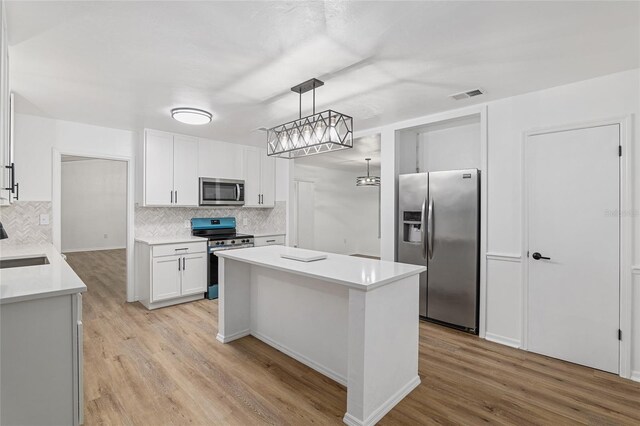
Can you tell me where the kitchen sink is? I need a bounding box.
[0,256,50,269]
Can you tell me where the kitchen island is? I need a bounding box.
[216,245,425,426]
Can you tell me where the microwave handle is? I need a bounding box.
[236,184,241,201]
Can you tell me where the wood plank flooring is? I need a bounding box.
[65,249,640,425]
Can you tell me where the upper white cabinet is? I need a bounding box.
[198,138,243,180]
[0,3,15,206]
[141,129,198,206]
[243,147,275,208]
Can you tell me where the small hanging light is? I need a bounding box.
[356,158,380,187]
[267,78,353,159]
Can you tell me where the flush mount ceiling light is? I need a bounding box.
[171,107,212,125]
[267,78,353,159]
[356,158,380,187]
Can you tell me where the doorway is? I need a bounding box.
[525,124,620,373]
[54,153,132,302]
[293,180,315,249]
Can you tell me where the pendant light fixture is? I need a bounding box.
[356,158,380,187]
[267,78,353,159]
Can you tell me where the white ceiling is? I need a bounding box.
[295,134,380,172]
[6,1,639,146]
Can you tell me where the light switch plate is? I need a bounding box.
[39,214,49,225]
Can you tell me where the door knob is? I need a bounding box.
[532,252,550,260]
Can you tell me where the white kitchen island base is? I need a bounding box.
[216,246,425,426]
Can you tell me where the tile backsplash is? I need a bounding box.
[0,200,286,249]
[0,201,53,246]
[135,201,286,238]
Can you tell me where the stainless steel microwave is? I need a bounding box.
[199,178,244,206]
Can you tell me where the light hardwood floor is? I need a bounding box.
[65,249,640,425]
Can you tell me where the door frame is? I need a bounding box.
[521,115,632,378]
[52,148,136,303]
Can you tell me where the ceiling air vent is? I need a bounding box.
[450,88,484,100]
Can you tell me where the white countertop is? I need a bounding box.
[216,245,425,291]
[135,236,208,245]
[0,244,87,304]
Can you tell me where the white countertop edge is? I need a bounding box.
[216,249,425,291]
[135,236,208,245]
[1,287,86,305]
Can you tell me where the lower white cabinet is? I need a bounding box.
[1,293,84,425]
[136,240,208,309]
[254,234,286,247]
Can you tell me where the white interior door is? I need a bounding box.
[527,124,619,373]
[296,181,315,249]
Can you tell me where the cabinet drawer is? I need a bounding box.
[152,242,207,258]
[254,235,285,247]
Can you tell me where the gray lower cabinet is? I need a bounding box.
[1,293,84,425]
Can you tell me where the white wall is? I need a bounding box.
[61,159,127,252]
[372,68,640,379]
[14,114,137,201]
[294,163,380,257]
[397,116,481,175]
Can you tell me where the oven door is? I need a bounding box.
[199,178,244,206]
[209,244,254,287]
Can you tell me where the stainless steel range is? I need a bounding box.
[191,217,254,299]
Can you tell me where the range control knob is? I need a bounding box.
[216,241,222,246]
[231,240,236,244]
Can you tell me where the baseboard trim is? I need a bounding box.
[486,252,521,263]
[63,245,126,253]
[343,375,421,426]
[485,332,521,348]
[216,329,250,343]
[631,371,640,383]
[251,330,347,386]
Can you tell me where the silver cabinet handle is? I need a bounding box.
[174,247,188,251]
[421,198,427,259]
[178,258,181,271]
[266,239,276,243]
[427,197,434,260]
[170,190,173,204]
[175,190,178,204]
[182,257,186,270]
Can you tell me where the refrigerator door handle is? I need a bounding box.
[421,197,427,259]
[427,197,434,260]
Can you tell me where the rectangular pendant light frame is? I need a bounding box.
[267,109,353,159]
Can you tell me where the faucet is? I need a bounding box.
[0,221,8,240]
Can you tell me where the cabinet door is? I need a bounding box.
[173,135,199,206]
[243,148,262,207]
[199,139,243,180]
[145,131,174,206]
[180,253,207,295]
[151,256,181,301]
[260,152,276,207]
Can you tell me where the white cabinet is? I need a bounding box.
[243,147,276,207]
[1,292,83,425]
[136,240,208,309]
[254,234,286,247]
[198,138,243,180]
[181,253,208,295]
[151,256,181,301]
[142,129,198,206]
[0,4,15,206]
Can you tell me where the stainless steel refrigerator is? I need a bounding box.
[397,169,480,333]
